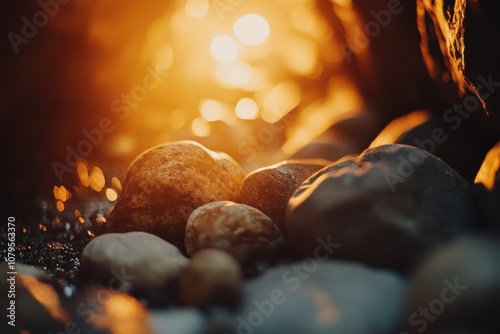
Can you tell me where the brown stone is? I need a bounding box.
[179,249,242,309]
[185,201,286,263]
[239,159,330,234]
[108,141,246,250]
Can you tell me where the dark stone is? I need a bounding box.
[403,235,500,333]
[371,110,499,184]
[286,144,476,274]
[239,159,330,234]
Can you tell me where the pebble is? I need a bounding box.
[179,249,242,309]
[80,231,188,292]
[239,159,330,234]
[108,140,246,250]
[286,144,476,274]
[185,201,286,264]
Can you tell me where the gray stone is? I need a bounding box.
[81,231,188,292]
[232,261,407,334]
[149,308,206,334]
[403,235,500,333]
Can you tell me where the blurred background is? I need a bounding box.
[1,0,498,223]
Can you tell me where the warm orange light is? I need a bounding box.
[53,185,71,202]
[90,166,106,192]
[191,117,211,137]
[261,80,301,123]
[169,109,187,130]
[185,0,209,19]
[210,35,239,63]
[77,162,90,187]
[20,276,70,323]
[111,176,122,192]
[214,62,253,88]
[106,188,118,202]
[284,37,318,76]
[90,293,152,334]
[153,45,174,72]
[233,14,270,45]
[369,110,432,148]
[56,200,65,212]
[199,99,224,121]
[235,98,259,119]
[332,0,353,8]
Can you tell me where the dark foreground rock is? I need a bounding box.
[403,235,500,333]
[286,144,476,274]
[225,261,406,334]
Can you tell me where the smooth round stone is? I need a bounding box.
[185,201,286,264]
[81,231,188,292]
[179,249,242,309]
[239,159,330,234]
[286,144,476,274]
[108,140,246,250]
[403,235,500,333]
[233,261,407,334]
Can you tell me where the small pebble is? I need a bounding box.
[179,249,242,309]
